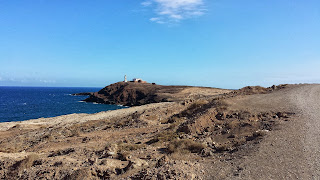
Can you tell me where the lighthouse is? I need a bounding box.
[124,75,127,82]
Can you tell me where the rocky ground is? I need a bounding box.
[0,83,318,179]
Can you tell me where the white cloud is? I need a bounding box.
[39,79,56,83]
[170,14,183,20]
[141,1,152,7]
[150,17,160,21]
[142,0,206,23]
[149,17,165,24]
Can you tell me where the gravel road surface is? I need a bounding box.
[236,84,320,179]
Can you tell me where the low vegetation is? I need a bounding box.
[167,139,206,154]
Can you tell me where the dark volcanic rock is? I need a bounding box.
[72,92,94,96]
[84,82,189,106]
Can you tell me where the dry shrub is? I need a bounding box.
[245,130,266,141]
[214,143,230,152]
[194,99,209,106]
[48,148,75,157]
[216,100,228,112]
[167,139,206,154]
[160,118,169,124]
[167,122,179,130]
[12,154,39,170]
[188,99,209,110]
[41,133,54,141]
[115,119,129,127]
[69,128,81,137]
[157,132,179,142]
[63,168,91,180]
[167,117,186,130]
[169,116,182,123]
[116,143,145,160]
[161,116,184,126]
[146,131,179,145]
[60,127,80,137]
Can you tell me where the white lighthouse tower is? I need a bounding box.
[124,75,127,82]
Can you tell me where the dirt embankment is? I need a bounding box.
[0,83,316,179]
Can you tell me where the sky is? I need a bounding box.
[0,0,319,89]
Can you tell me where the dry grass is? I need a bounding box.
[167,139,206,154]
[148,131,179,145]
[215,100,228,112]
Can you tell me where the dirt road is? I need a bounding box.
[234,84,320,179]
[293,85,320,179]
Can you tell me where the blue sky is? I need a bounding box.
[0,0,319,89]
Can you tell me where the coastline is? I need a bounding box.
[0,102,173,131]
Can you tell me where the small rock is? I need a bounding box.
[107,151,116,156]
[88,158,96,165]
[132,158,148,169]
[215,112,225,120]
[276,112,288,118]
[53,161,63,167]
[156,155,169,168]
[201,148,214,157]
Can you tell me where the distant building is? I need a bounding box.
[133,78,142,82]
[132,78,147,83]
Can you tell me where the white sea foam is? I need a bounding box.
[117,104,129,107]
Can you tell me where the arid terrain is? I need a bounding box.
[0,82,319,179]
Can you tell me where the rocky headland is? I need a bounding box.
[0,82,319,179]
[83,82,227,106]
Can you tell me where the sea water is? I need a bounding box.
[0,86,126,122]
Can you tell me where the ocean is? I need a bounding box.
[0,86,126,123]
